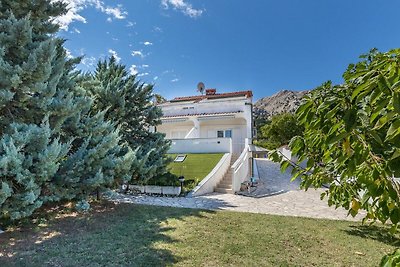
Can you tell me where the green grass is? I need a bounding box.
[0,203,398,267]
[167,153,223,189]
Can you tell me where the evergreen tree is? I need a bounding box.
[90,57,170,183]
[0,0,129,220]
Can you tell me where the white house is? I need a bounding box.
[157,88,254,155]
[156,88,254,195]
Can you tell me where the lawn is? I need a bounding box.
[167,153,224,189]
[0,203,398,266]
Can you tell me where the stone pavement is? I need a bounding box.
[248,158,302,197]
[111,189,362,221]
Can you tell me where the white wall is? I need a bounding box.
[157,124,193,139]
[200,125,246,155]
[189,153,232,196]
[168,138,232,154]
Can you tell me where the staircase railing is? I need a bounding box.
[231,138,251,192]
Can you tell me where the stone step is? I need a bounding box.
[220,179,231,183]
[215,188,234,194]
[219,178,232,183]
[219,179,232,185]
[219,178,231,183]
[217,183,232,189]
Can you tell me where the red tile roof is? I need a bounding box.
[161,111,243,119]
[169,90,252,102]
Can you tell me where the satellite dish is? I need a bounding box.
[197,82,205,95]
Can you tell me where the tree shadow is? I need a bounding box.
[0,201,214,267]
[344,225,400,247]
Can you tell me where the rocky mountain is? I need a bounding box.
[254,90,309,120]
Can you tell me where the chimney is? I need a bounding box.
[205,88,216,95]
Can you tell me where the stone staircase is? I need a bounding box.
[215,154,239,194]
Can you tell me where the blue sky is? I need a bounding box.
[57,0,400,100]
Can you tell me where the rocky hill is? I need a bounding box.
[254,90,309,120]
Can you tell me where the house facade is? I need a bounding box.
[157,89,253,155]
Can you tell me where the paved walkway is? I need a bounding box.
[111,158,363,222]
[111,189,362,221]
[248,159,302,197]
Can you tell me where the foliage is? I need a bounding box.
[381,249,400,267]
[145,172,180,187]
[89,57,171,183]
[270,49,400,231]
[153,93,167,104]
[0,0,129,220]
[256,113,304,149]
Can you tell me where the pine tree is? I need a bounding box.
[90,57,171,183]
[0,0,128,220]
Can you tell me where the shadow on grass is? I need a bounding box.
[344,225,400,247]
[0,202,213,266]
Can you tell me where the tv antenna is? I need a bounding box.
[197,82,205,95]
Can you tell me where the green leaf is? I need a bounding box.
[327,132,349,145]
[351,82,373,100]
[370,131,383,145]
[280,160,290,173]
[343,108,357,131]
[393,92,400,114]
[390,209,400,225]
[386,119,400,141]
[391,149,400,160]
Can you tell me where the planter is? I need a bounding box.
[128,185,181,196]
[129,185,145,193]
[161,186,181,196]
[145,185,162,194]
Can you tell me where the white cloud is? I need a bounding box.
[131,50,144,58]
[153,26,163,32]
[138,72,149,77]
[141,64,149,68]
[129,65,138,75]
[65,48,74,59]
[73,27,81,34]
[126,21,135,27]
[103,5,127,19]
[171,78,179,82]
[106,17,112,22]
[81,56,97,67]
[153,76,159,80]
[161,0,203,18]
[53,0,127,30]
[108,49,121,62]
[143,41,153,46]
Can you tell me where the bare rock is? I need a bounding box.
[254,89,309,120]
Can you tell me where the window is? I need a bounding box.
[174,154,187,162]
[217,129,232,138]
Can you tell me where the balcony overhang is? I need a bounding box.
[161,111,243,122]
[161,118,189,124]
